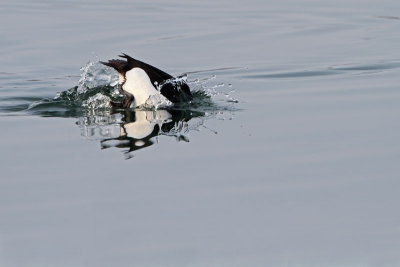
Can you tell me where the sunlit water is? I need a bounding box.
[1,0,400,266]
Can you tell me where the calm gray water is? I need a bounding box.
[1,0,400,266]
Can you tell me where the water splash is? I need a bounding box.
[82,93,112,109]
[188,74,238,104]
[20,60,238,119]
[144,93,173,109]
[156,74,189,91]
[50,61,121,111]
[77,61,118,94]
[71,61,238,111]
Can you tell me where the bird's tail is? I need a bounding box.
[100,58,128,73]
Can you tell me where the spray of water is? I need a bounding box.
[66,60,238,111]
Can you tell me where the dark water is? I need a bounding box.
[1,0,400,266]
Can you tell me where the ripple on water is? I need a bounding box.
[241,60,400,80]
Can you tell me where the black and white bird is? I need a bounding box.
[101,54,193,108]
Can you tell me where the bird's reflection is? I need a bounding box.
[78,108,206,159]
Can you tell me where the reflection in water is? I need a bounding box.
[78,108,210,159]
[0,80,235,159]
